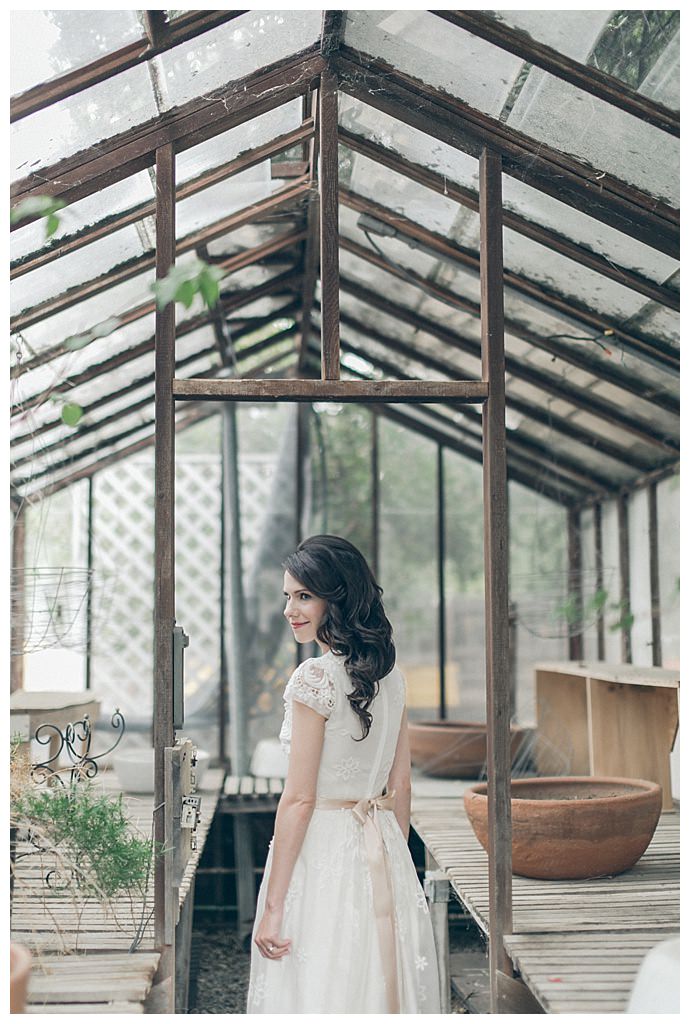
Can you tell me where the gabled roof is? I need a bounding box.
[10,10,680,504]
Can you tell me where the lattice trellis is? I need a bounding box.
[89,450,276,722]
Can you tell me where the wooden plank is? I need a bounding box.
[588,678,678,809]
[173,378,489,402]
[319,65,340,379]
[533,662,679,689]
[535,669,590,775]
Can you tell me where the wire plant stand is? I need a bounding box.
[511,568,617,640]
[10,567,115,655]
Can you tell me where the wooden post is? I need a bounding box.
[319,67,340,379]
[153,141,176,1011]
[479,147,513,1010]
[437,445,447,719]
[648,483,662,666]
[10,500,26,694]
[222,404,248,776]
[617,493,632,663]
[567,508,584,660]
[594,502,605,660]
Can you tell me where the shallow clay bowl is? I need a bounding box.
[464,776,662,879]
[409,720,529,778]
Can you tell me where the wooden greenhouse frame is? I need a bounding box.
[10,10,679,1014]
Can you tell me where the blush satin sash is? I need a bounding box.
[315,791,400,1013]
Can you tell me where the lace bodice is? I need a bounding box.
[279,650,406,800]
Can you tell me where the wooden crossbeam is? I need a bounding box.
[172,378,489,403]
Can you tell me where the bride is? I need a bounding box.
[247,535,441,1013]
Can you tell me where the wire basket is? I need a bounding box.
[511,568,617,640]
[10,567,116,655]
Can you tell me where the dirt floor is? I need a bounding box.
[188,915,483,1013]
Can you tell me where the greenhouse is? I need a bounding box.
[10,9,679,1015]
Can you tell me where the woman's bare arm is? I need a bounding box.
[386,707,412,841]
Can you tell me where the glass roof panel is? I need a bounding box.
[343,10,525,116]
[12,63,158,181]
[11,172,155,265]
[176,99,303,183]
[10,10,145,95]
[13,268,156,357]
[343,13,679,204]
[156,10,322,110]
[339,95,679,282]
[11,224,148,317]
[493,9,612,60]
[175,164,277,238]
[506,67,679,206]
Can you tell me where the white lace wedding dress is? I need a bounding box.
[247,650,441,1013]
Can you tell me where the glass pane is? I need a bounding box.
[11,224,148,318]
[157,10,322,110]
[10,10,144,95]
[628,488,652,665]
[11,172,155,265]
[494,9,612,60]
[176,99,302,183]
[379,417,439,720]
[657,474,679,668]
[343,10,524,116]
[12,62,158,181]
[176,164,276,238]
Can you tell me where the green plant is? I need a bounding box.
[12,782,154,901]
[10,195,66,239]
[151,257,226,311]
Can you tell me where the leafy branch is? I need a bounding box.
[151,258,226,311]
[10,195,66,239]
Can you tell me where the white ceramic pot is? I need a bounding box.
[113,747,210,793]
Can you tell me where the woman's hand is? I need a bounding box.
[254,906,291,960]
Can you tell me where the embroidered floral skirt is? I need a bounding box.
[247,807,441,1013]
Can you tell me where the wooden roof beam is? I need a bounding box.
[341,187,680,380]
[10,11,250,122]
[338,274,679,455]
[12,48,325,208]
[338,127,679,313]
[432,11,679,137]
[337,50,679,258]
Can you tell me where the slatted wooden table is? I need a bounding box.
[11,767,224,1014]
[411,792,679,1014]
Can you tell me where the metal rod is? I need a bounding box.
[85,476,94,691]
[222,404,248,776]
[567,508,584,660]
[152,144,176,998]
[594,503,605,660]
[479,147,513,1008]
[319,66,340,379]
[10,500,26,693]
[371,411,380,580]
[437,445,447,719]
[648,483,662,667]
[617,493,632,663]
[218,432,228,765]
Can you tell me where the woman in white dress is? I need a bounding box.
[247,535,441,1013]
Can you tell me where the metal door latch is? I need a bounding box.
[181,794,201,829]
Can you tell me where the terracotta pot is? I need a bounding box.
[408,720,529,778]
[464,776,662,880]
[10,942,32,1014]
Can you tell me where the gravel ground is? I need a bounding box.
[188,920,476,1013]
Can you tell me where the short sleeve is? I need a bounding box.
[278,659,337,755]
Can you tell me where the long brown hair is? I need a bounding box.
[284,535,396,740]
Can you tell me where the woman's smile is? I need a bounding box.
[283,571,329,649]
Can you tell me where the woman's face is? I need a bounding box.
[283,570,329,647]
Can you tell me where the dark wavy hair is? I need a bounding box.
[284,535,396,740]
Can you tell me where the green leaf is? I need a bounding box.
[65,333,92,351]
[61,403,83,427]
[175,280,196,309]
[45,212,61,239]
[11,195,66,227]
[198,273,219,308]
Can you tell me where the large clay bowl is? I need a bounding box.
[464,776,662,879]
[409,720,528,778]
